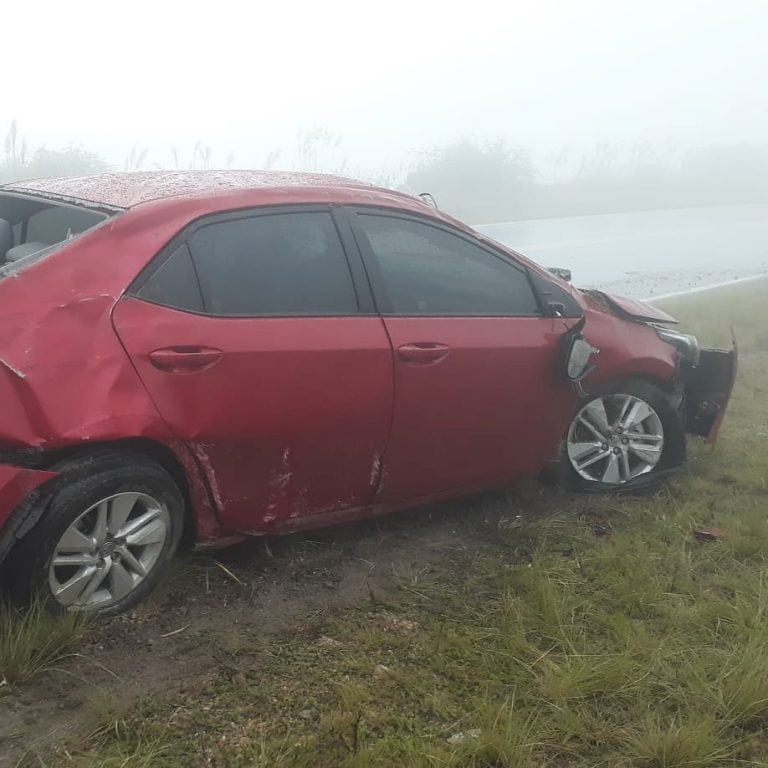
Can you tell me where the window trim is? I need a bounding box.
[128,204,376,318]
[345,206,546,318]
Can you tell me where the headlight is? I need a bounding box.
[656,327,700,365]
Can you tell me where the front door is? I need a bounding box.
[113,207,393,531]
[348,209,574,502]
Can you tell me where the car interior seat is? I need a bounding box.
[4,242,51,262]
[0,219,14,263]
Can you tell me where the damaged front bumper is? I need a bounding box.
[682,343,738,442]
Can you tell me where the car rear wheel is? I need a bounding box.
[11,454,184,615]
[565,380,684,488]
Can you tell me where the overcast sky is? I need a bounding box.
[4,0,766,178]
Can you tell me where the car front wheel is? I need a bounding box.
[565,380,684,488]
[10,453,184,615]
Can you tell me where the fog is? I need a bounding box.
[2,0,768,222]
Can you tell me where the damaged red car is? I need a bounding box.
[0,171,736,614]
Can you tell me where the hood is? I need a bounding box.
[584,290,679,325]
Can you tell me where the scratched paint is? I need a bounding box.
[0,359,26,379]
[369,454,382,487]
[189,444,225,512]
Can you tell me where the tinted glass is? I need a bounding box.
[529,272,583,317]
[26,206,106,244]
[358,214,539,316]
[188,211,357,316]
[137,244,205,312]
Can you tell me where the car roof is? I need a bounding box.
[0,170,406,211]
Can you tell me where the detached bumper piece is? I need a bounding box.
[683,345,738,443]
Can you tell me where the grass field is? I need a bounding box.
[5,278,768,767]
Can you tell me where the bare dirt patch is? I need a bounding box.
[0,485,552,764]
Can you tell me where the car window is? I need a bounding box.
[528,272,583,317]
[187,211,358,316]
[26,205,106,244]
[137,244,205,313]
[357,214,539,316]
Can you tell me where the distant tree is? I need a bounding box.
[24,146,108,179]
[1,121,109,183]
[405,139,535,223]
[3,120,28,167]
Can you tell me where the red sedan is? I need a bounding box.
[0,171,735,613]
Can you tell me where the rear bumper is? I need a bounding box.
[0,464,58,565]
[684,343,738,443]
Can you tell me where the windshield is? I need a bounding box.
[0,193,110,276]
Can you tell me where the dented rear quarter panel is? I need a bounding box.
[0,203,224,540]
[0,214,172,450]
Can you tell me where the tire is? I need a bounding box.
[564,379,685,491]
[9,452,184,615]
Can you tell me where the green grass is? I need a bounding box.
[659,278,768,351]
[0,599,86,687]
[21,279,768,766]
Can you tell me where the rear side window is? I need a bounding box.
[0,195,110,276]
[137,244,204,312]
[26,206,104,243]
[188,211,358,316]
[357,214,539,316]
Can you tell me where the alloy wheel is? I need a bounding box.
[566,394,665,484]
[48,492,171,611]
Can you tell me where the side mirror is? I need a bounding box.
[545,301,567,318]
[559,317,597,383]
[548,267,572,282]
[566,337,595,380]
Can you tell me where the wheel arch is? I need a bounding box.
[39,438,197,549]
[0,439,198,577]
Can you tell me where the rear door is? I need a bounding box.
[113,206,393,531]
[347,208,576,503]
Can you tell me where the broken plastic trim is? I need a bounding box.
[683,344,738,441]
[655,326,700,366]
